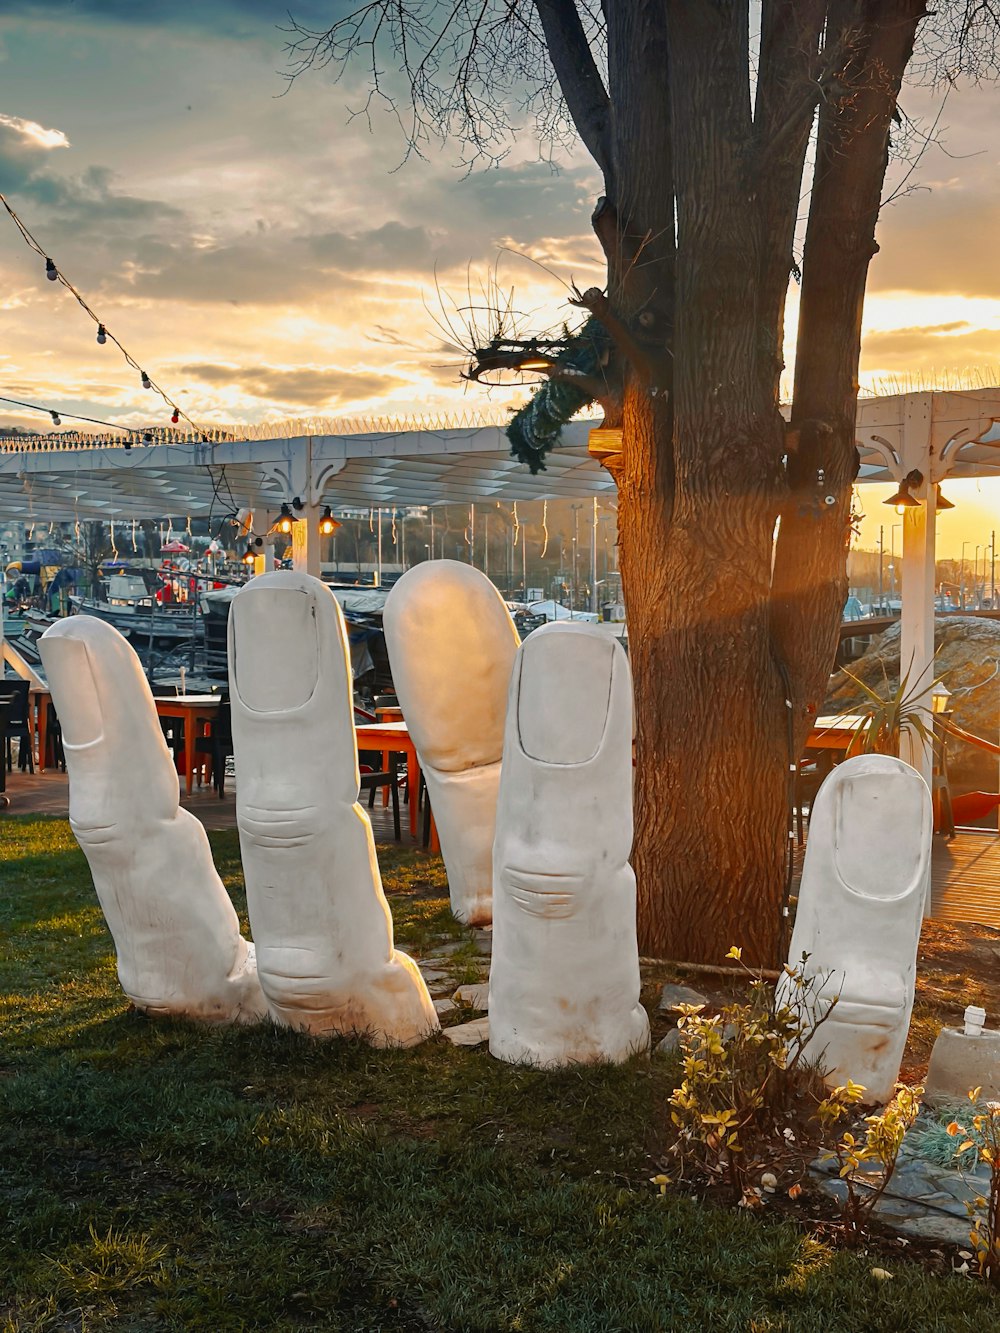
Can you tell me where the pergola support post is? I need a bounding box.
[898,393,936,790]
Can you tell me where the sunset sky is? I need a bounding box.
[1,2,999,556]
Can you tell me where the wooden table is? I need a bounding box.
[355,720,439,850]
[153,694,222,794]
[804,713,869,759]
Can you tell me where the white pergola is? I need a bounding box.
[0,420,612,526]
[3,388,1000,783]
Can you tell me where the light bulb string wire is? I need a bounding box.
[0,192,203,438]
[0,392,142,437]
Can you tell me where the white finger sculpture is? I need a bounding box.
[383,561,520,926]
[489,622,650,1067]
[783,753,931,1104]
[38,617,266,1024]
[228,571,438,1046]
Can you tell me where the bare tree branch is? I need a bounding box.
[533,0,614,184]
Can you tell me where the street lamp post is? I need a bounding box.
[975,544,982,609]
[961,540,971,609]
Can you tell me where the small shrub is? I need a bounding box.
[667,947,834,1201]
[946,1090,1000,1285]
[817,1082,922,1243]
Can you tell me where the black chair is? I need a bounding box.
[0,680,33,773]
[45,701,66,772]
[151,684,183,761]
[358,749,401,841]
[0,694,12,808]
[194,699,233,798]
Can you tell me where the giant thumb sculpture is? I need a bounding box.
[39,616,266,1024]
[228,571,438,1045]
[383,561,520,926]
[489,622,650,1067]
[782,753,931,1104]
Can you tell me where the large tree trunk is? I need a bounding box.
[609,4,789,967]
[619,388,789,967]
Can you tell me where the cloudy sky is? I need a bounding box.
[1,2,1000,555]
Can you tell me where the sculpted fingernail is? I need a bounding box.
[39,628,104,748]
[232,583,319,712]
[517,628,613,765]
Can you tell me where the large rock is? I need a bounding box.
[827,616,1000,795]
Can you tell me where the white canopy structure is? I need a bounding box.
[3,388,1000,786]
[0,420,611,525]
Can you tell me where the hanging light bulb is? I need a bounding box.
[319,506,340,536]
[275,499,304,534]
[170,407,179,425]
[140,370,152,390]
[96,324,107,345]
[49,411,61,426]
[45,257,57,281]
[884,469,923,511]
[242,546,256,567]
[936,484,955,511]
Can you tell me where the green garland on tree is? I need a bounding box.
[506,317,610,474]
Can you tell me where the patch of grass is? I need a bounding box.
[2,816,999,1330]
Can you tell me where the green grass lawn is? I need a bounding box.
[2,817,999,1331]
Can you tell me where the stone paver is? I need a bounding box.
[453,983,490,1011]
[658,983,708,1012]
[443,1017,490,1047]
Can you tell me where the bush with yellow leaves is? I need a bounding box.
[946,1090,1000,1285]
[816,1081,922,1243]
[666,947,836,1203]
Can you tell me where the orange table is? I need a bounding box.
[154,694,222,793]
[804,713,869,761]
[355,721,439,851]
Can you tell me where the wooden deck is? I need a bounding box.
[931,831,1000,928]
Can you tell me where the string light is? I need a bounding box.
[0,191,202,436]
[171,408,179,424]
[0,392,144,440]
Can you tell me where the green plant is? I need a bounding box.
[947,1090,1000,1285]
[817,1082,922,1243]
[840,660,942,757]
[667,948,836,1203]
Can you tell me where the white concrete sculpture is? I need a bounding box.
[228,570,438,1045]
[783,753,931,1104]
[489,622,650,1067]
[38,616,266,1024]
[383,561,520,926]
